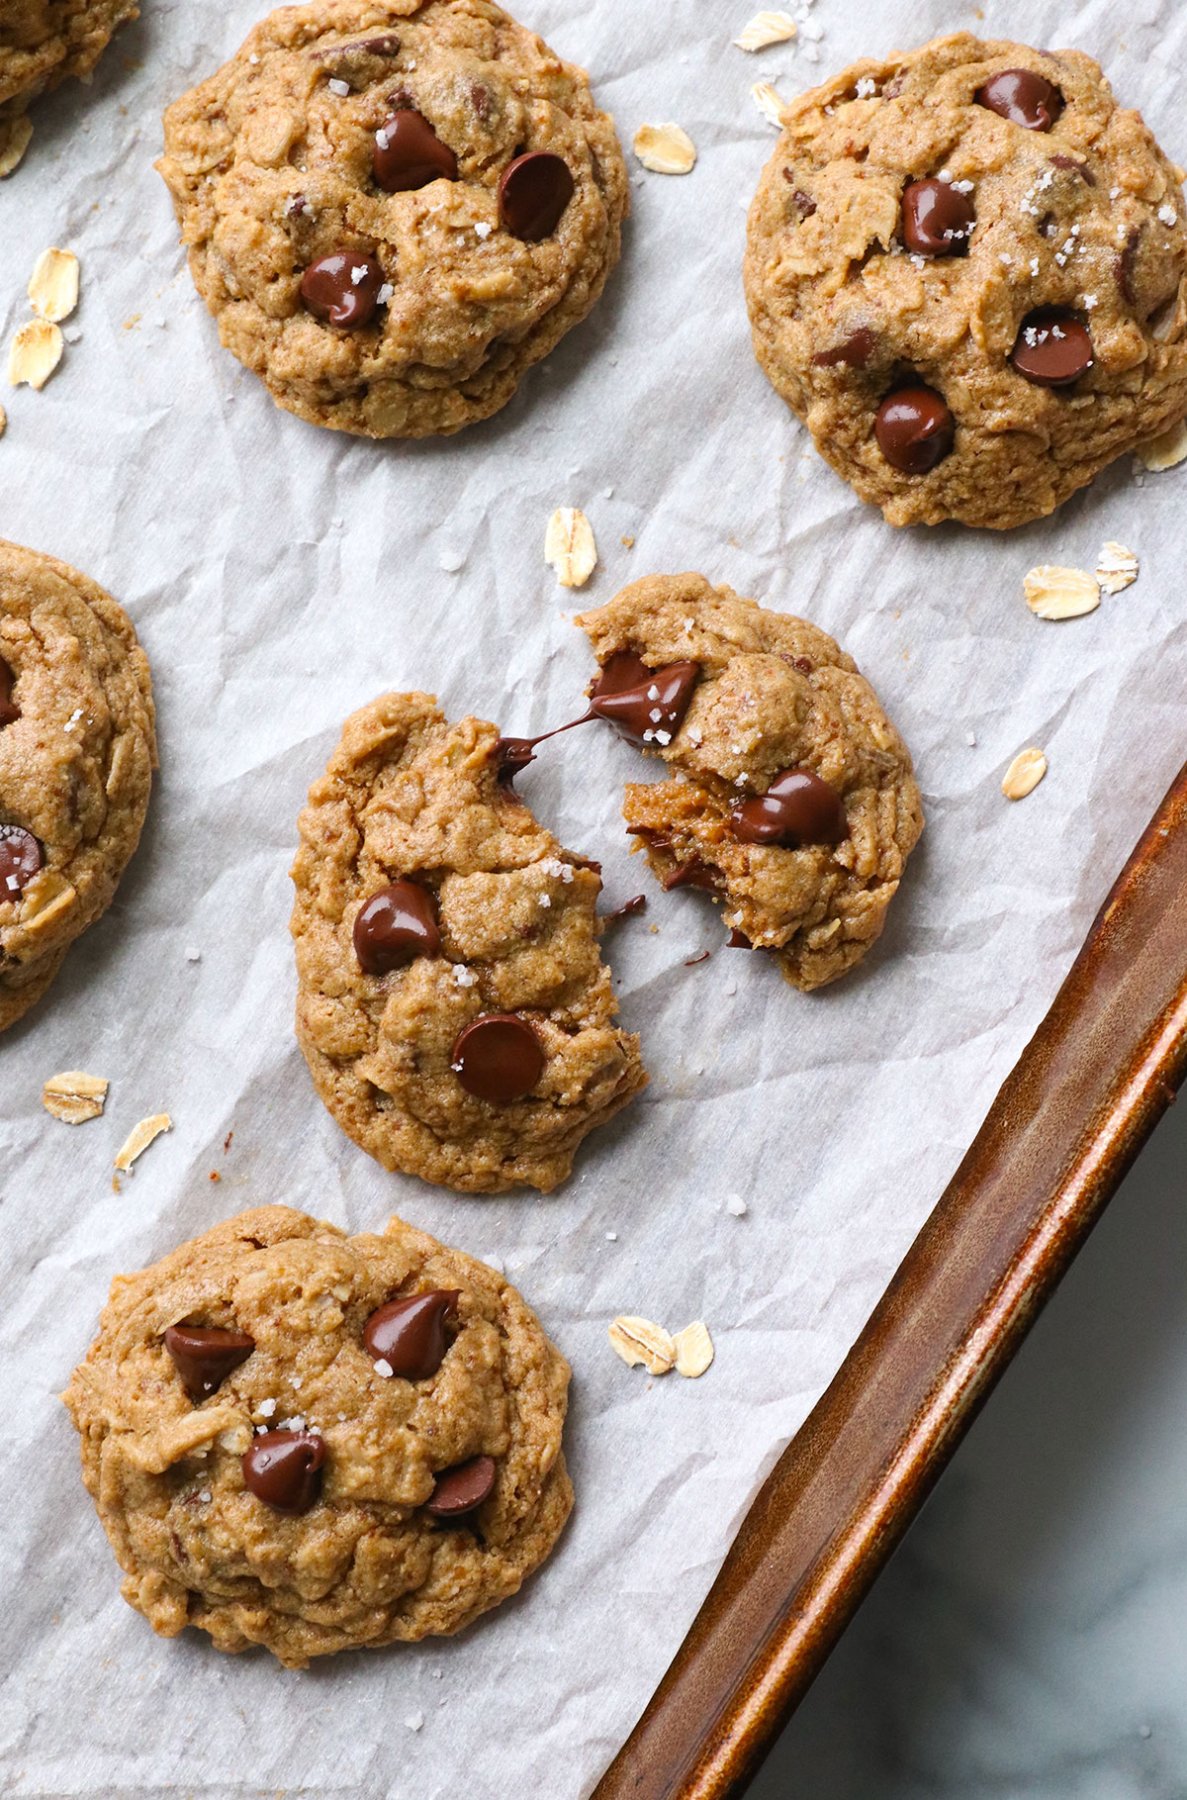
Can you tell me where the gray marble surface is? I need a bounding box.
[753,1096,1187,1800]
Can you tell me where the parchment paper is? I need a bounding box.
[3,1,1186,1794]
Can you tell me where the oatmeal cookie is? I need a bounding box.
[0,0,137,162]
[291,691,646,1193]
[0,541,156,1031]
[157,0,628,437]
[63,1205,573,1666]
[577,574,923,991]
[745,33,1187,529]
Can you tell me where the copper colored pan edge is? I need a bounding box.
[593,761,1187,1800]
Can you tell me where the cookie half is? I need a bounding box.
[291,691,646,1192]
[745,33,1187,529]
[577,574,923,991]
[157,0,628,438]
[0,540,156,1031]
[0,0,138,152]
[63,1205,573,1667]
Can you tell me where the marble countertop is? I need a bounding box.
[753,1095,1187,1800]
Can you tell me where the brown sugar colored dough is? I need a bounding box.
[577,574,923,993]
[290,691,646,1193]
[63,1205,573,1667]
[0,0,137,163]
[0,540,156,1032]
[157,0,628,439]
[744,33,1187,529]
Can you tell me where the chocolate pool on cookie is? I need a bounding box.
[156,0,629,439]
[744,32,1187,530]
[63,1206,573,1667]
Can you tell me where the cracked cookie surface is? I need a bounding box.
[0,540,156,1032]
[157,0,628,437]
[291,691,646,1193]
[578,574,923,992]
[64,1205,573,1667]
[745,33,1187,529]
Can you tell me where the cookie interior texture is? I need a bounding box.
[744,32,1187,529]
[578,574,923,992]
[291,691,647,1193]
[0,0,138,118]
[0,540,156,1032]
[157,0,628,438]
[63,1205,573,1667]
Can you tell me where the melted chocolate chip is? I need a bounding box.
[498,152,574,241]
[730,768,848,848]
[373,109,458,193]
[604,893,647,921]
[727,928,755,949]
[1011,309,1094,385]
[1050,152,1094,185]
[874,385,955,473]
[363,1291,460,1379]
[494,705,597,784]
[975,68,1063,131]
[299,251,384,327]
[0,657,18,728]
[685,949,711,966]
[426,1454,496,1518]
[901,178,976,257]
[663,858,720,893]
[813,326,877,369]
[1117,225,1143,305]
[353,880,440,975]
[164,1324,255,1403]
[451,1013,544,1103]
[590,652,700,748]
[0,824,43,900]
[242,1431,325,1515]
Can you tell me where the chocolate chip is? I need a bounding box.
[975,68,1063,131]
[0,824,43,900]
[164,1324,255,1403]
[730,768,848,849]
[1010,309,1094,386]
[685,949,711,966]
[812,326,877,369]
[355,33,401,55]
[451,1013,544,1103]
[1117,225,1143,305]
[0,657,18,728]
[425,1454,496,1518]
[604,892,647,921]
[373,109,458,193]
[590,652,700,747]
[874,384,955,473]
[363,1291,460,1379]
[782,174,817,218]
[353,880,440,975]
[901,178,975,257]
[663,859,720,893]
[1050,152,1094,185]
[242,1431,325,1515]
[299,251,384,327]
[471,81,493,121]
[793,657,814,674]
[498,152,574,241]
[727,928,755,949]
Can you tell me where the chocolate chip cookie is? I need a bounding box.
[0,0,137,165]
[63,1205,573,1666]
[577,575,923,991]
[0,541,156,1032]
[157,0,628,438]
[291,691,646,1193]
[745,33,1187,529]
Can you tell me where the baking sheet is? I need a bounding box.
[3,0,1186,1794]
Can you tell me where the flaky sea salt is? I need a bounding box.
[328,77,350,96]
[374,1358,394,1379]
[726,1194,748,1217]
[1159,204,1178,227]
[258,1397,276,1417]
[453,965,478,988]
[475,221,493,239]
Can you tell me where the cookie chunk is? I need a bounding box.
[157,0,628,438]
[291,691,646,1192]
[0,541,156,1032]
[0,0,137,158]
[63,1205,573,1666]
[745,34,1187,529]
[577,575,923,992]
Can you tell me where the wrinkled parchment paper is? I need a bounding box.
[4,1,1187,1793]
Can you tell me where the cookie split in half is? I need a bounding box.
[745,33,1187,529]
[577,574,923,992]
[291,691,646,1193]
[157,0,628,438]
[63,1205,573,1666]
[0,540,156,1031]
